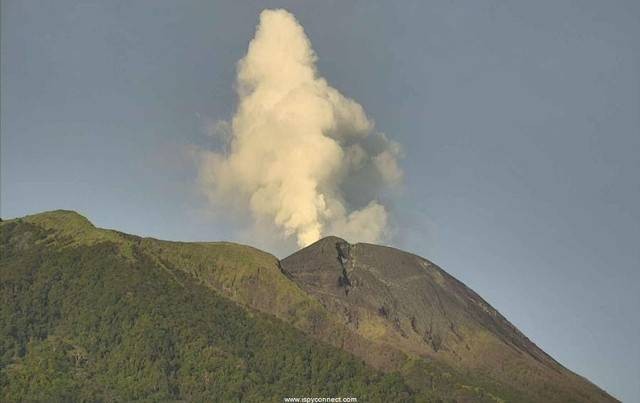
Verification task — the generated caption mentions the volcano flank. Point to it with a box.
[0,211,617,402]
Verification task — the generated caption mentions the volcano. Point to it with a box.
[0,211,617,401]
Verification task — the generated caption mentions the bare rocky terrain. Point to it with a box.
[282,236,617,402]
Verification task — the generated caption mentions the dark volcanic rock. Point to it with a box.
[281,236,617,403]
[282,236,544,358]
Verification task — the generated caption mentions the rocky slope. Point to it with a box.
[281,236,616,402]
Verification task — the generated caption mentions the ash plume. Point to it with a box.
[197,9,403,248]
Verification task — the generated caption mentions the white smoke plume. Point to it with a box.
[198,9,402,248]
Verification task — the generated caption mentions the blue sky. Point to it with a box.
[2,1,639,400]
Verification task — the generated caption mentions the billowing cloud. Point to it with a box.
[197,9,402,248]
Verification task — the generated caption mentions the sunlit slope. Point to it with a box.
[0,213,411,401]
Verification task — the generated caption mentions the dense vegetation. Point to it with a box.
[0,220,411,402]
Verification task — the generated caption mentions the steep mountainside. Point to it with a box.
[0,211,617,402]
[282,237,616,402]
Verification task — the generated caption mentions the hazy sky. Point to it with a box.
[2,1,639,400]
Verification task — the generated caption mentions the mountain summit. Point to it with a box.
[282,236,614,402]
[1,211,617,402]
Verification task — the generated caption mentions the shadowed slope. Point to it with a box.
[281,236,617,402]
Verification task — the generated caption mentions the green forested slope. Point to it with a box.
[0,218,411,402]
